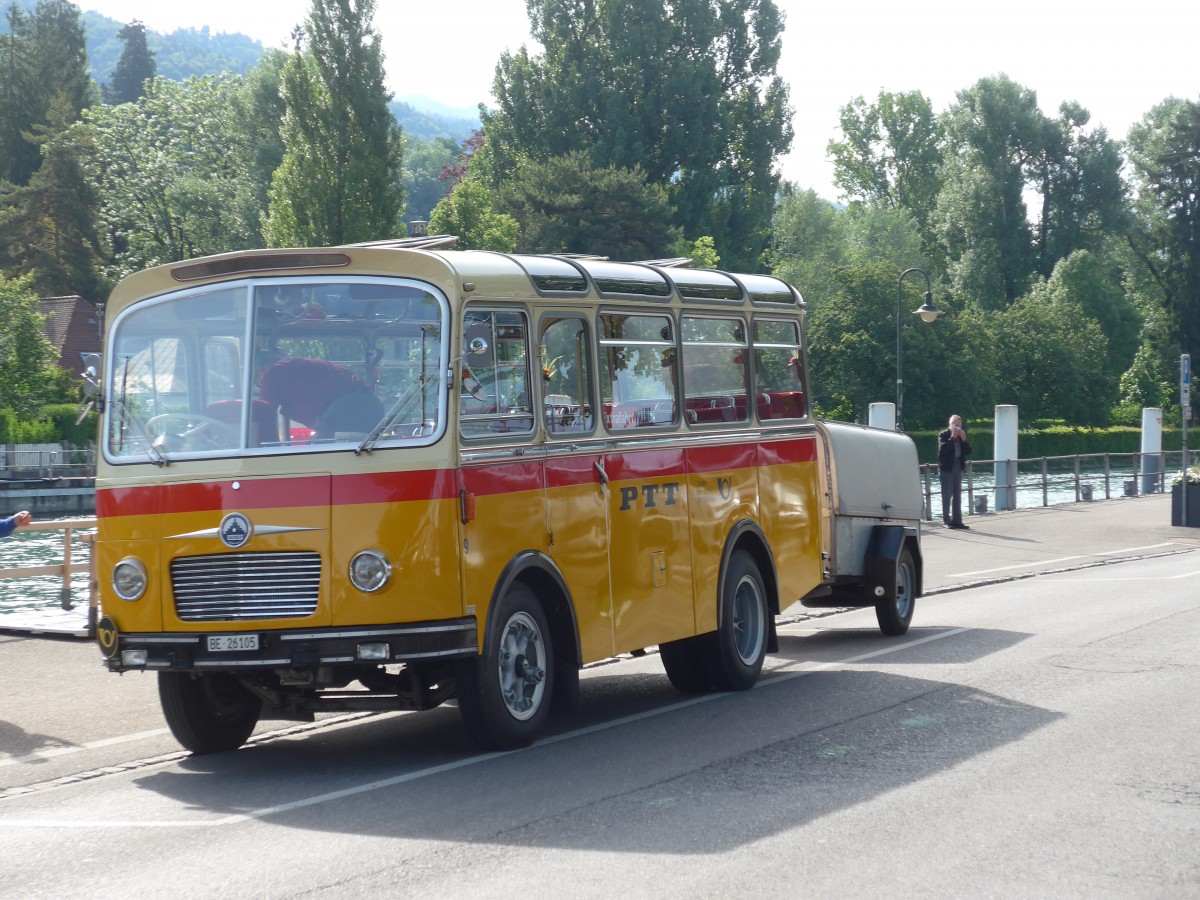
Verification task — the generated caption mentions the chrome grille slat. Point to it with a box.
[171,551,321,621]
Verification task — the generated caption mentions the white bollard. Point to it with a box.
[994,405,1019,511]
[868,402,897,430]
[1140,407,1163,494]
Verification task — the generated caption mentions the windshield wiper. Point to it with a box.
[116,356,168,467]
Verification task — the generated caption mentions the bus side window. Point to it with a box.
[753,318,807,420]
[598,313,678,430]
[459,309,534,438]
[540,316,594,434]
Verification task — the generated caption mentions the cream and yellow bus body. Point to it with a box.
[94,245,830,752]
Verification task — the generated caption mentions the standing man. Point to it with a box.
[938,415,972,529]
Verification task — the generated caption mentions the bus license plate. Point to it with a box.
[207,634,259,652]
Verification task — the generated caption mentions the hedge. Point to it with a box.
[909,425,1191,465]
[0,405,98,446]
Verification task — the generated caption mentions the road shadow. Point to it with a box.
[133,634,1061,855]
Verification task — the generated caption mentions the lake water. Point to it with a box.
[0,517,93,633]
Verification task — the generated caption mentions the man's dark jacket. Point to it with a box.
[937,428,972,471]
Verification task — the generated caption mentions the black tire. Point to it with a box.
[457,581,554,751]
[659,635,712,693]
[709,550,769,691]
[875,546,917,636]
[158,671,262,754]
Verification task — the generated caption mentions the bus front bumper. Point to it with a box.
[97,616,479,673]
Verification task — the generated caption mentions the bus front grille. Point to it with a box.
[171,552,321,621]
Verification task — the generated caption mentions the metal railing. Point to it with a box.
[919,449,1200,520]
[0,517,97,612]
[0,444,96,479]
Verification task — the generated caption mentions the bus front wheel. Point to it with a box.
[158,671,261,754]
[458,582,554,751]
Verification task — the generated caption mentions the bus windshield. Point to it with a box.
[104,277,449,462]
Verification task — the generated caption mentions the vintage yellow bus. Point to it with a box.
[92,240,923,754]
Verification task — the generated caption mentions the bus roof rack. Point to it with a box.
[340,235,460,250]
[637,257,694,268]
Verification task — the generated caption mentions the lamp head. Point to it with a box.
[913,292,943,323]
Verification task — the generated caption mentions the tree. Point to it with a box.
[990,290,1111,424]
[827,90,944,257]
[0,272,61,415]
[770,187,846,305]
[503,151,680,258]
[428,178,517,252]
[79,75,263,277]
[264,0,404,247]
[104,20,155,104]
[404,135,458,224]
[936,75,1044,309]
[1126,97,1200,364]
[0,93,105,299]
[1031,102,1126,279]
[486,0,792,270]
[0,0,91,186]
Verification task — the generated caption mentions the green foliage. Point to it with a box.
[827,90,944,258]
[104,20,155,104]
[502,152,680,258]
[78,74,264,278]
[487,0,792,271]
[403,135,457,224]
[0,92,106,299]
[674,235,719,269]
[0,273,61,416]
[1126,97,1200,364]
[264,0,404,246]
[428,178,517,251]
[0,0,92,187]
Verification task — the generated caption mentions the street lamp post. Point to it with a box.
[896,267,943,432]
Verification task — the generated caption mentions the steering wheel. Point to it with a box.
[145,413,239,451]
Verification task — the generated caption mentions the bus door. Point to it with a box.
[539,314,614,662]
[597,312,694,653]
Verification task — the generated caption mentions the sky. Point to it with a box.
[79,0,1199,200]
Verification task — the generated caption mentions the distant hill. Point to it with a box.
[3,2,478,142]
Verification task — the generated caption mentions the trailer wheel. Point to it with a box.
[158,672,261,754]
[875,546,916,636]
[458,581,553,750]
[659,636,712,693]
[710,550,768,691]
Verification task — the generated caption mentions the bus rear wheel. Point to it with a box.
[710,550,769,691]
[458,582,554,751]
[158,671,261,754]
[659,636,712,693]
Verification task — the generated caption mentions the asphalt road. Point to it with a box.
[2,493,1198,897]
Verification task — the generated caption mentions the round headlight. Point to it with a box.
[349,550,392,593]
[112,557,148,601]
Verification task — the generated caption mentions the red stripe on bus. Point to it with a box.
[685,443,758,474]
[334,470,458,505]
[459,461,543,497]
[757,436,817,466]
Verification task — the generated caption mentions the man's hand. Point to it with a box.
[13,510,32,527]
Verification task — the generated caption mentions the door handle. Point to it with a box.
[594,460,609,486]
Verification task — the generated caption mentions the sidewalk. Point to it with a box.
[919,491,1199,593]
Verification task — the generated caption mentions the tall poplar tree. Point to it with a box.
[264,0,404,247]
[104,20,156,105]
[487,0,792,270]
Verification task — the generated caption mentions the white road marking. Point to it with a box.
[0,626,971,829]
[0,729,170,769]
[948,542,1176,577]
